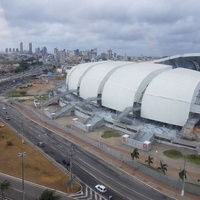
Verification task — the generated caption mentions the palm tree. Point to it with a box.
[39,189,61,200]
[0,180,11,200]
[131,148,139,160]
[179,169,187,181]
[157,161,168,174]
[145,155,153,166]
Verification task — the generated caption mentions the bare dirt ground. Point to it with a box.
[0,123,80,194]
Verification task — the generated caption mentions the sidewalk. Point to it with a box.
[9,102,200,200]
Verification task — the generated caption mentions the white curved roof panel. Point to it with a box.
[101,63,171,112]
[79,61,133,99]
[141,68,200,126]
[66,62,95,91]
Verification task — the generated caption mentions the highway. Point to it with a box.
[0,102,175,200]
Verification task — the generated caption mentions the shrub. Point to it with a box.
[163,149,183,159]
[6,141,13,146]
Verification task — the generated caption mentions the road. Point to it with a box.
[0,172,73,200]
[0,102,175,200]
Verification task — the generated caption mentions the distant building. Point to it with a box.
[42,46,47,56]
[58,50,66,64]
[107,49,112,59]
[101,52,107,60]
[90,48,97,62]
[74,49,79,56]
[35,47,40,55]
[29,42,32,54]
[20,42,23,54]
[5,48,8,53]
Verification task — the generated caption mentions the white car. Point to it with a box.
[2,107,6,110]
[5,116,10,120]
[95,184,107,193]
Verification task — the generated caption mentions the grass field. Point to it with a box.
[0,122,80,194]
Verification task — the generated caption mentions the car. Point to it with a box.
[2,107,6,110]
[5,116,10,120]
[37,142,44,147]
[63,158,70,166]
[95,184,107,193]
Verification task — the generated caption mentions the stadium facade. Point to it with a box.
[46,53,200,151]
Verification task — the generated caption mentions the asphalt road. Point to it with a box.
[0,102,175,200]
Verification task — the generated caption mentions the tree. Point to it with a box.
[157,161,168,174]
[145,155,153,166]
[131,148,139,160]
[0,180,11,200]
[38,189,61,200]
[179,170,187,181]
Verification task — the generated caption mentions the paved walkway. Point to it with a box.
[6,101,200,200]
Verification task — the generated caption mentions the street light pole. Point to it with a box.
[69,145,74,181]
[154,150,158,168]
[98,132,102,147]
[18,152,26,200]
[181,159,186,196]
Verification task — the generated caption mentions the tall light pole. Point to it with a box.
[181,159,186,196]
[98,132,102,147]
[21,121,24,144]
[69,145,74,181]
[18,152,26,200]
[154,150,158,168]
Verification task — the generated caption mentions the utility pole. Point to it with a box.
[18,152,26,200]
[181,159,186,196]
[69,145,74,181]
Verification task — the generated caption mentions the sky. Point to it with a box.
[0,0,200,57]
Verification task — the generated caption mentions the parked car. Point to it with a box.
[5,116,10,120]
[37,142,44,147]
[95,184,107,193]
[2,107,6,110]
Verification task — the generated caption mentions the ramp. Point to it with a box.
[51,104,75,119]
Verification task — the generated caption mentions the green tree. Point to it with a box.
[157,161,168,174]
[0,180,11,200]
[145,155,153,166]
[38,189,61,200]
[131,148,139,160]
[179,170,187,181]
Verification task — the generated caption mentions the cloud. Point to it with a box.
[0,0,200,56]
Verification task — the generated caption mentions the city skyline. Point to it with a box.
[0,1,200,57]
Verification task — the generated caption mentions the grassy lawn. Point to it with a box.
[0,122,80,193]
[184,155,200,165]
[163,149,200,165]
[163,149,183,159]
[9,90,27,97]
[101,130,121,138]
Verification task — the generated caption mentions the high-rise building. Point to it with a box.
[35,47,40,55]
[58,50,66,64]
[107,49,113,59]
[20,42,23,54]
[54,48,59,61]
[13,48,15,52]
[29,42,32,54]
[42,46,47,55]
[5,48,8,53]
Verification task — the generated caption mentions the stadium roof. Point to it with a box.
[67,60,200,127]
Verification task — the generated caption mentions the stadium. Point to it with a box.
[44,53,200,152]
